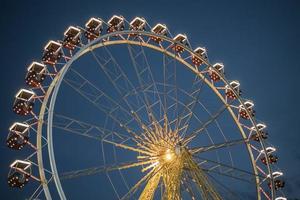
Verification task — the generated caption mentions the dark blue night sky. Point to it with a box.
[0,0,299,199]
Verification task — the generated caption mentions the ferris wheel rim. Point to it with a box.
[32,30,275,199]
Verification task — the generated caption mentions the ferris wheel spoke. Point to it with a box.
[194,156,263,182]
[139,46,165,119]
[162,53,179,127]
[103,138,153,156]
[185,156,222,200]
[51,113,130,141]
[166,94,196,133]
[181,172,198,200]
[205,172,243,200]
[149,82,196,132]
[121,166,162,200]
[90,47,162,138]
[95,46,176,148]
[202,167,254,184]
[182,103,229,145]
[59,160,150,180]
[91,46,146,114]
[63,76,128,121]
[183,172,210,200]
[127,44,165,120]
[190,138,250,154]
[63,68,146,140]
[138,172,161,200]
[64,68,133,118]
[28,183,44,200]
[176,77,206,137]
[127,44,161,128]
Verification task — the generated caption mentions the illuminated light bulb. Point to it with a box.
[164,149,173,161]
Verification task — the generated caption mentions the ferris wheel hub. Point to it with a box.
[163,149,174,162]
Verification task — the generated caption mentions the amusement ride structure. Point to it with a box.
[6,15,286,200]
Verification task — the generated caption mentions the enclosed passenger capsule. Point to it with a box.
[63,26,81,50]
[151,23,167,43]
[261,154,278,165]
[172,34,188,53]
[7,123,29,150]
[273,179,285,190]
[84,17,103,40]
[260,146,278,165]
[268,171,285,190]
[250,123,268,141]
[13,89,35,115]
[42,41,62,65]
[8,160,31,189]
[239,101,255,119]
[225,81,241,99]
[130,17,146,31]
[192,47,207,66]
[209,63,224,82]
[25,62,46,87]
[107,15,124,33]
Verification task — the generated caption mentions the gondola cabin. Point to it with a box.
[225,81,241,99]
[7,123,29,150]
[272,179,285,190]
[261,154,278,165]
[192,47,206,66]
[8,160,31,188]
[13,89,35,116]
[130,17,146,31]
[42,41,62,65]
[150,23,167,43]
[107,15,124,33]
[209,63,224,82]
[250,123,268,141]
[25,62,46,87]
[84,17,103,40]
[260,147,278,165]
[63,26,81,50]
[268,172,285,190]
[172,34,188,53]
[238,101,255,119]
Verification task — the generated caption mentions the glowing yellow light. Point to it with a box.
[164,149,173,161]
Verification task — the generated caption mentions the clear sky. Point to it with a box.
[0,0,299,199]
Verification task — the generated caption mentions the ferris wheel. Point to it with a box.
[6,15,287,200]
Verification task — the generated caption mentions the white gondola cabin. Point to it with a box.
[239,101,255,119]
[209,63,224,82]
[13,89,35,116]
[267,171,285,190]
[151,23,167,43]
[8,160,31,188]
[84,17,103,40]
[261,154,278,165]
[25,62,46,87]
[172,34,188,53]
[7,123,29,150]
[250,123,268,141]
[107,15,124,33]
[129,17,146,31]
[192,47,207,66]
[225,81,241,99]
[63,26,81,50]
[42,40,62,65]
[260,147,278,165]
